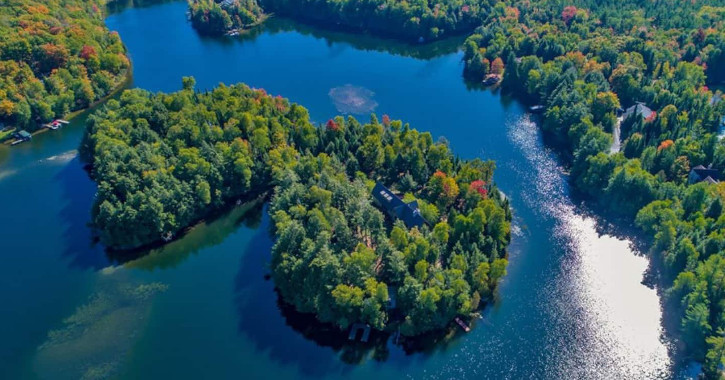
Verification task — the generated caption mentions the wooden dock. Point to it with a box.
[43,119,69,130]
[348,323,371,342]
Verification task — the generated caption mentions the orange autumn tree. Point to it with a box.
[490,57,504,75]
[658,139,674,151]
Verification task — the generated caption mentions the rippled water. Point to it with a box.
[509,117,671,378]
[0,1,683,378]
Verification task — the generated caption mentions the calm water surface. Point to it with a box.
[0,1,684,378]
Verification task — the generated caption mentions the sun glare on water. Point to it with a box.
[512,115,671,378]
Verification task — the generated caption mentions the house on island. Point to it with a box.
[10,130,32,146]
[688,165,720,185]
[371,182,427,229]
[482,74,501,86]
[622,102,654,120]
[711,93,722,106]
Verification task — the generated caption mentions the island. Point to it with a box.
[189,0,489,42]
[189,0,266,35]
[80,78,511,336]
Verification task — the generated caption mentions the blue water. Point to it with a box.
[0,1,682,378]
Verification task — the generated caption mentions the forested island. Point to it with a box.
[0,0,129,135]
[188,0,489,41]
[80,79,511,335]
[461,0,725,375]
[188,0,265,35]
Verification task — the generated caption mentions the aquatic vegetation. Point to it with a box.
[34,275,167,379]
[328,85,378,115]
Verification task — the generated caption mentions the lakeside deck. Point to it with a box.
[348,323,371,342]
[43,119,70,130]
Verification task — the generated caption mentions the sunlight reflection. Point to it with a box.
[511,115,671,378]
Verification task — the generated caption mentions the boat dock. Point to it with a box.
[10,130,32,146]
[43,119,69,130]
[348,323,371,342]
[529,105,545,113]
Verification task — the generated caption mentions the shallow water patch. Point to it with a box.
[33,270,168,380]
[328,84,378,114]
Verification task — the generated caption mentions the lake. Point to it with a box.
[0,1,685,378]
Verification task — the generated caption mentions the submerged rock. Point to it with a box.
[328,84,378,114]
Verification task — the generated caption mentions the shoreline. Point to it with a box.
[2,65,133,146]
[98,191,269,254]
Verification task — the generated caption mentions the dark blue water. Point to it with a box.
[0,1,681,378]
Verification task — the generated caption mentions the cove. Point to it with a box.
[0,0,684,378]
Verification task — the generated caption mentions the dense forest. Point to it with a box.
[461,0,725,375]
[0,0,129,133]
[80,79,512,335]
[188,0,265,35]
[259,0,491,42]
[189,0,491,41]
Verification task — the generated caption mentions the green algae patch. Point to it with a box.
[33,274,168,380]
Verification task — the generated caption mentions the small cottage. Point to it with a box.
[15,130,31,141]
[482,74,501,86]
[688,165,720,184]
[371,182,427,229]
[622,102,654,120]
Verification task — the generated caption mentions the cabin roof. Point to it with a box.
[623,102,654,120]
[711,93,722,106]
[372,182,427,229]
[704,176,719,185]
[689,165,720,184]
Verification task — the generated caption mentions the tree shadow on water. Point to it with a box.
[116,200,265,271]
[233,211,395,377]
[55,156,110,270]
[233,210,473,376]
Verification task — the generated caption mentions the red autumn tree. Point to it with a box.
[382,114,391,126]
[490,57,504,75]
[79,45,97,60]
[562,6,578,24]
[645,111,657,123]
[469,180,488,198]
[40,43,69,73]
[505,6,520,20]
[326,119,340,131]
